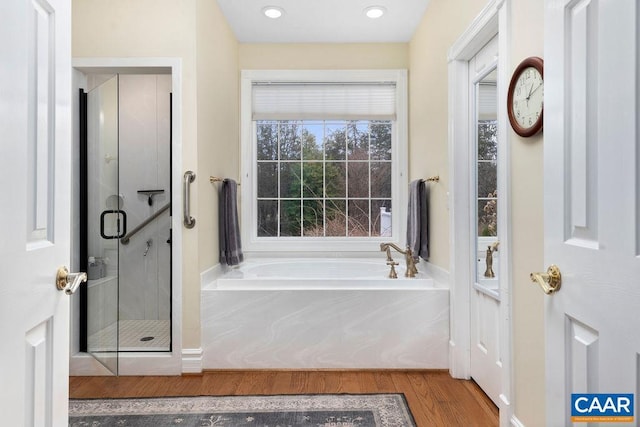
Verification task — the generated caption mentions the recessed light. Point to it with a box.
[262,6,284,19]
[364,6,386,19]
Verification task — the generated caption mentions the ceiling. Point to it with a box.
[216,0,432,43]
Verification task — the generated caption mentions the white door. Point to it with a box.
[0,0,73,425]
[469,36,502,407]
[544,0,638,425]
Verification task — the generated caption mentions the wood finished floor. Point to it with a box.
[70,370,498,426]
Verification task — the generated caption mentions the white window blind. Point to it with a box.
[478,82,497,120]
[252,82,397,121]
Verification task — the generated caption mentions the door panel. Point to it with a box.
[545,0,639,424]
[469,35,502,407]
[0,0,72,424]
[565,0,599,247]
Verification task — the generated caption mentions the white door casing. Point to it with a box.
[0,0,72,424]
[70,58,184,376]
[448,0,513,424]
[544,0,639,424]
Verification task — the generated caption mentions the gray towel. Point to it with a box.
[219,179,244,266]
[407,179,429,261]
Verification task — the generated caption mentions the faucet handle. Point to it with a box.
[386,261,399,279]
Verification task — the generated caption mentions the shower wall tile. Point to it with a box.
[117,75,172,321]
[86,76,118,261]
[201,289,449,369]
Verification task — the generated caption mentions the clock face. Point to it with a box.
[511,66,543,132]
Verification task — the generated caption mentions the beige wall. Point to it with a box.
[73,0,239,349]
[509,1,545,425]
[193,0,239,346]
[408,0,488,270]
[409,0,545,425]
[239,44,408,70]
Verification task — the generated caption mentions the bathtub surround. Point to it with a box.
[201,258,449,369]
[406,179,429,261]
[218,179,243,265]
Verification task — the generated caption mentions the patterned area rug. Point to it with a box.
[68,394,416,426]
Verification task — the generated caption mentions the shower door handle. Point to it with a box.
[183,171,196,228]
[100,210,127,239]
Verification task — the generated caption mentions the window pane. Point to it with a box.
[371,122,392,160]
[325,199,346,236]
[280,163,301,198]
[325,122,346,160]
[303,200,324,236]
[257,200,278,237]
[280,121,301,160]
[478,199,498,236]
[257,122,278,160]
[348,200,370,236]
[347,121,369,160]
[372,200,392,237]
[255,118,396,241]
[478,120,498,161]
[257,162,277,198]
[302,121,323,160]
[477,161,497,198]
[280,200,301,236]
[348,162,369,198]
[371,162,391,198]
[325,162,346,198]
[303,162,323,198]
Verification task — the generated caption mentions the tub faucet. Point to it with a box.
[484,240,499,278]
[380,243,418,278]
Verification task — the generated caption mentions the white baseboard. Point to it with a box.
[182,348,203,374]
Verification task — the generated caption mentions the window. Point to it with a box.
[256,119,392,238]
[476,82,498,238]
[241,70,407,252]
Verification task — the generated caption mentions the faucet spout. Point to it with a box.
[380,243,419,278]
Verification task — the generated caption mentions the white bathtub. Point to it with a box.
[201,258,449,369]
[216,258,434,289]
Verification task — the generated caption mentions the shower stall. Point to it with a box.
[80,73,172,374]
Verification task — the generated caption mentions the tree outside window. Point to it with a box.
[477,120,497,237]
[256,120,392,237]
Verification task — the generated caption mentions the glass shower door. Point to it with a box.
[85,75,120,374]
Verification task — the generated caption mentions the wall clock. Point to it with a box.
[507,56,544,137]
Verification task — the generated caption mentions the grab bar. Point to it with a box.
[120,202,171,245]
[183,171,196,228]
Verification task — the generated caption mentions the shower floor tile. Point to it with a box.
[88,319,170,352]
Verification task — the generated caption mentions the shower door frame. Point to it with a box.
[70,58,183,376]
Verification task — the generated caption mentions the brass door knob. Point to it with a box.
[56,266,88,295]
[530,265,561,295]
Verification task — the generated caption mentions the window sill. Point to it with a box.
[243,236,404,254]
